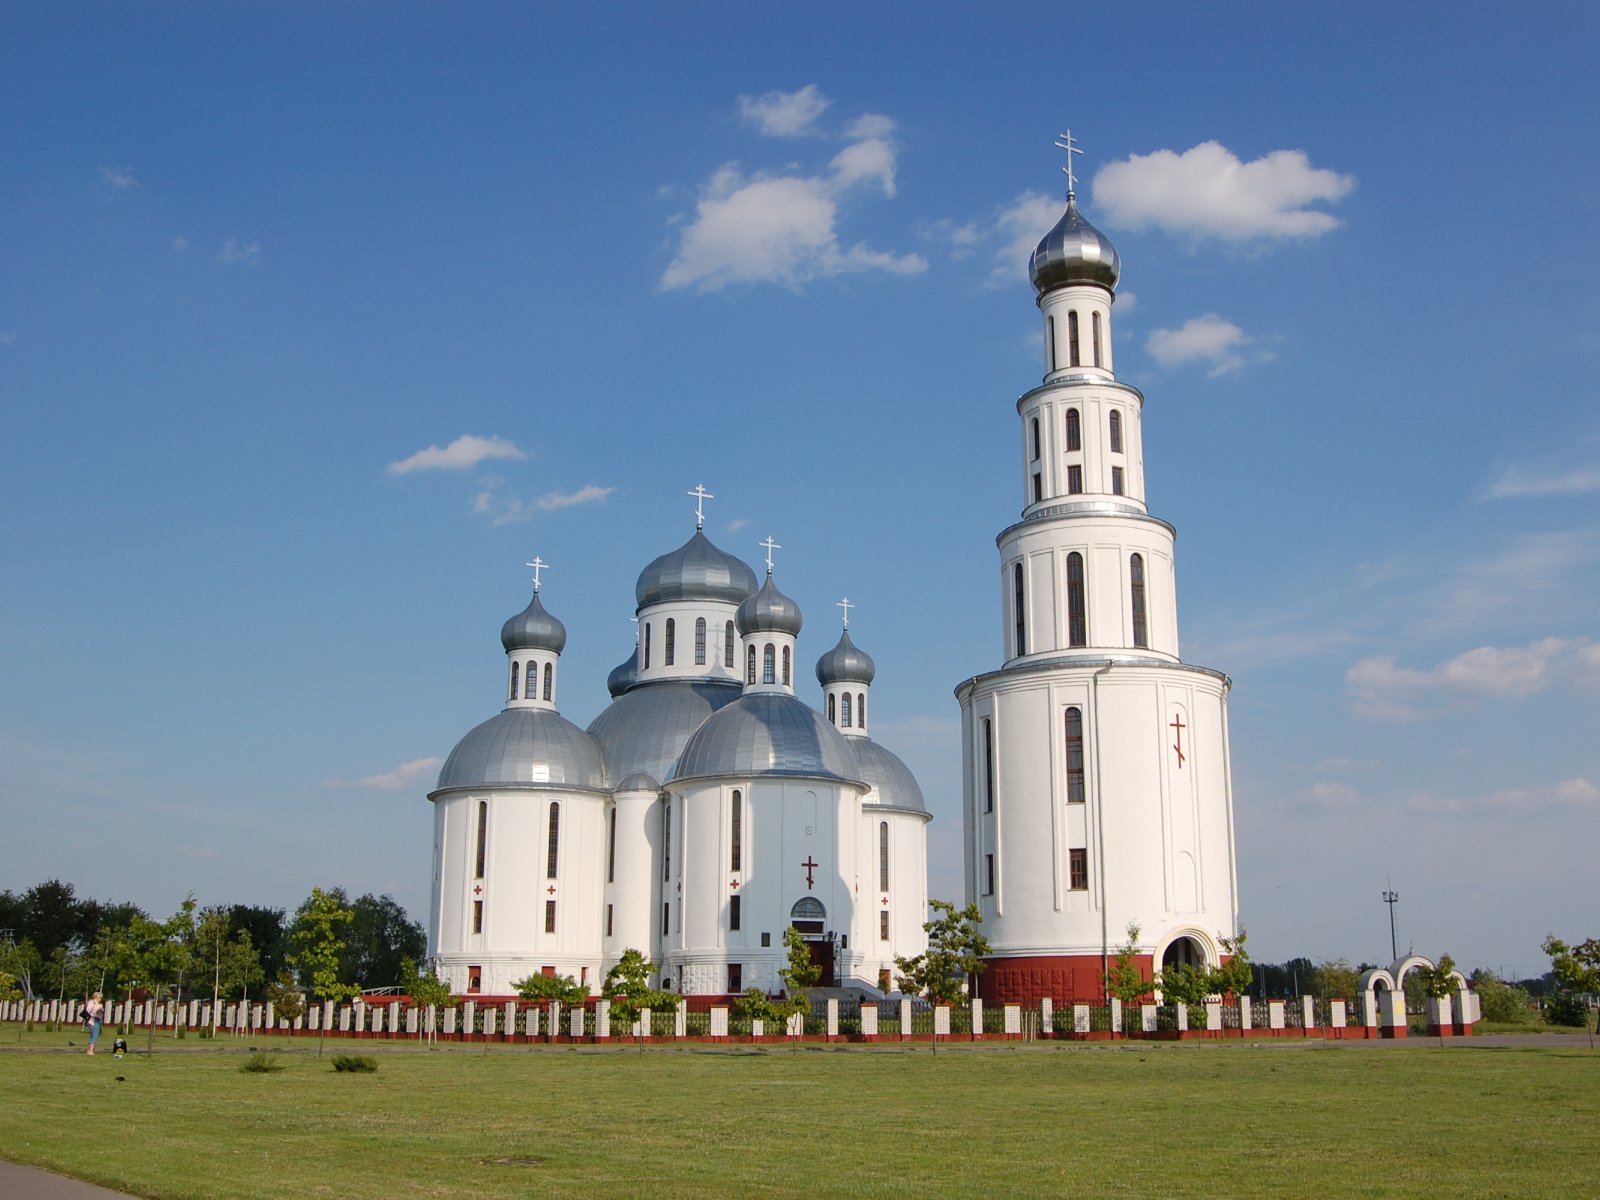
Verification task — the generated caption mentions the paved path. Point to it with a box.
[0,1161,139,1199]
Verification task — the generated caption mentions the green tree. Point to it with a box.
[513,971,590,1007]
[120,897,199,1052]
[1213,929,1253,999]
[400,957,457,1044]
[343,894,427,991]
[196,908,262,1037]
[265,971,305,1031]
[1312,958,1362,1002]
[1542,933,1600,1038]
[1155,961,1213,1015]
[895,900,991,1006]
[1470,970,1532,1025]
[601,949,674,1035]
[227,905,289,982]
[1104,922,1152,1009]
[287,886,357,1056]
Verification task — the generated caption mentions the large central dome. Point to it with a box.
[635,530,759,609]
[669,692,860,784]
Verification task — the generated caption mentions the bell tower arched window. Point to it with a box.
[730,790,742,872]
[1031,417,1041,461]
[841,692,852,728]
[1092,311,1102,367]
[1130,553,1148,649]
[1067,552,1086,647]
[1047,315,1056,371]
[746,644,756,685]
[1013,562,1026,657]
[509,661,519,702]
[525,661,537,700]
[1109,409,1122,454]
[1066,408,1081,452]
[879,821,889,891]
[664,618,675,667]
[694,618,707,665]
[474,800,488,878]
[1068,311,1080,367]
[1065,707,1085,803]
[782,645,791,686]
[543,662,552,701]
[643,624,652,669]
[857,693,865,729]
[546,802,560,879]
[762,644,776,685]
[724,621,735,667]
[827,693,836,723]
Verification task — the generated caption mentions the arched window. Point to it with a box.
[841,692,853,728]
[525,661,537,700]
[546,801,560,879]
[857,693,865,729]
[1065,707,1085,803]
[746,644,756,685]
[828,693,837,724]
[474,800,488,878]
[1066,408,1081,452]
[543,662,552,701]
[509,661,519,702]
[1109,409,1122,454]
[790,896,825,934]
[1013,562,1026,656]
[1068,311,1080,367]
[1031,417,1041,461]
[782,645,791,686]
[1092,311,1102,367]
[879,822,889,891]
[1047,315,1056,371]
[1067,552,1086,647]
[694,618,707,665]
[1131,553,1148,649]
[643,623,652,670]
[724,621,735,667]
[982,718,995,814]
[664,618,675,667]
[762,644,776,685]
[730,790,742,872]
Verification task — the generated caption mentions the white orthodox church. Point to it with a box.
[958,145,1239,1004]
[427,518,931,998]
[427,139,1240,1007]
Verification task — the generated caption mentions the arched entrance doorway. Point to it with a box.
[790,898,834,987]
[1162,936,1204,969]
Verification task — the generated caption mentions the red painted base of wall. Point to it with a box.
[978,953,1151,1006]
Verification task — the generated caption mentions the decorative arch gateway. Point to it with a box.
[1154,927,1218,970]
[1357,956,1474,1039]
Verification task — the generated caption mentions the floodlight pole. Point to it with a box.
[1382,890,1400,964]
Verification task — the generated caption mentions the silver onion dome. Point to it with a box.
[606,649,640,698]
[1029,193,1120,294]
[636,530,759,609]
[500,591,568,654]
[815,629,876,686]
[849,738,925,812]
[433,708,607,793]
[736,574,803,638]
[588,679,743,787]
[670,692,858,784]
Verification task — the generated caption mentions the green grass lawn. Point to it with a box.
[1,1030,1595,1199]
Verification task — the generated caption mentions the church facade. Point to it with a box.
[957,164,1239,1004]
[427,526,930,999]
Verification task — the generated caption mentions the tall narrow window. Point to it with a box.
[782,645,791,686]
[1068,464,1083,494]
[746,644,756,684]
[1068,311,1080,367]
[1092,312,1102,367]
[472,900,483,934]
[664,619,676,667]
[985,853,996,895]
[526,662,538,700]
[1069,848,1088,891]
[546,802,560,879]
[544,900,557,933]
[841,692,853,728]
[879,822,889,892]
[880,911,890,940]
[1033,472,1043,503]
[857,693,865,729]
[1047,315,1056,371]
[730,790,742,872]
[729,895,741,931]
[1065,707,1085,804]
[1013,562,1026,656]
[509,661,519,702]
[982,718,995,814]
[763,644,775,685]
[643,624,652,669]
[607,807,616,883]
[1031,418,1041,461]
[1066,408,1081,452]
[662,802,671,882]
[695,618,707,665]
[724,621,735,667]
[1131,554,1148,649]
[662,903,669,937]
[828,693,837,724]
[1067,552,1086,647]
[728,963,742,992]
[542,662,552,701]
[606,904,614,938]
[1112,466,1124,495]
[1109,409,1122,454]
[474,801,487,878]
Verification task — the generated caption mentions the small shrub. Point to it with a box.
[1543,992,1591,1029]
[330,1054,378,1073]
[240,1053,283,1074]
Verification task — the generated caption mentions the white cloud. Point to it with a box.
[1093,141,1354,242]
[98,165,137,190]
[1487,465,1600,499]
[1347,636,1593,721]
[830,137,897,197]
[845,113,894,140]
[332,757,444,791]
[536,485,614,511]
[1305,781,1361,809]
[1408,777,1598,816]
[738,84,832,138]
[1313,756,1380,773]
[388,434,527,475]
[217,237,261,267]
[1147,314,1267,376]
[985,190,1062,287]
[725,517,752,533]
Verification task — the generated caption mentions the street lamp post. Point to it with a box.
[1382,890,1400,964]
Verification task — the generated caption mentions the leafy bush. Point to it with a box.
[1543,992,1591,1029]
[330,1054,378,1073]
[240,1053,283,1073]
[1474,977,1533,1024]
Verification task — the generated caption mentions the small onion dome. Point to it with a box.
[1029,193,1120,295]
[736,574,803,638]
[501,591,567,654]
[614,772,662,794]
[815,629,876,686]
[606,650,640,698]
[636,530,759,609]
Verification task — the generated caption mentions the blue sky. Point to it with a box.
[3,3,1596,980]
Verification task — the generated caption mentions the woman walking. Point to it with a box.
[84,992,105,1055]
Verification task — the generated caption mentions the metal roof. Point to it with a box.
[433,707,606,794]
[586,678,743,787]
[500,591,568,654]
[635,530,759,609]
[669,692,860,785]
[815,629,876,685]
[849,737,926,812]
[1029,194,1120,294]
[736,573,803,637]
